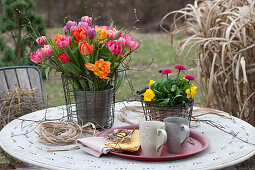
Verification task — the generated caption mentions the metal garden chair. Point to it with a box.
[0,66,44,102]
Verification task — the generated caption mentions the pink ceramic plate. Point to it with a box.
[98,124,210,161]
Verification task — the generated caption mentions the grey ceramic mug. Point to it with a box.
[163,117,190,154]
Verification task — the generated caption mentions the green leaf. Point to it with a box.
[113,28,124,40]
[159,98,170,105]
[84,56,90,63]
[115,65,125,92]
[171,84,177,92]
[110,21,114,28]
[176,89,182,95]
[64,48,83,70]
[173,95,183,101]
[45,67,50,80]
[95,29,102,40]
[62,62,83,76]
[153,89,163,98]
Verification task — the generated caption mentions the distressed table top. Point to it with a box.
[0,101,255,170]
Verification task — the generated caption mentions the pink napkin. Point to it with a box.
[76,137,113,157]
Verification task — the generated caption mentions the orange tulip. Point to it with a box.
[85,59,111,79]
[79,41,93,55]
[72,27,87,42]
[53,34,63,45]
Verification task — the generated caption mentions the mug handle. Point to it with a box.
[156,129,167,152]
[180,124,190,144]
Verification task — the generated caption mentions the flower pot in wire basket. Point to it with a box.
[62,75,115,129]
[141,101,193,123]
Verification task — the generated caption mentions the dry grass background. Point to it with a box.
[162,0,255,127]
[161,0,255,169]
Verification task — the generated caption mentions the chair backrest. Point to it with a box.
[0,66,44,101]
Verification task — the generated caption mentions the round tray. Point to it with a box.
[98,124,210,161]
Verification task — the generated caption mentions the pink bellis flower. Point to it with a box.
[106,41,122,55]
[159,68,172,74]
[159,68,172,79]
[175,64,186,78]
[174,64,186,70]
[81,16,92,25]
[185,74,195,81]
[36,36,47,46]
[42,45,53,56]
[57,35,72,49]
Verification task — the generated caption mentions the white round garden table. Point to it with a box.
[0,101,255,170]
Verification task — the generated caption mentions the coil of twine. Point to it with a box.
[38,122,83,146]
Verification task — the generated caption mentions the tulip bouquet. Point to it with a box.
[30,16,139,91]
[143,64,197,106]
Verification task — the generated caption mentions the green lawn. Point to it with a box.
[43,33,197,106]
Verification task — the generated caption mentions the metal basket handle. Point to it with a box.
[136,86,149,95]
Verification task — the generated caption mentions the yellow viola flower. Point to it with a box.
[149,80,155,88]
[186,84,197,99]
[191,84,197,98]
[183,77,186,79]
[185,88,192,99]
[144,88,155,101]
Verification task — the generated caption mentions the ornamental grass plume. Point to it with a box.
[161,0,255,125]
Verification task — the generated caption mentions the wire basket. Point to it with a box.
[62,75,115,129]
[141,99,193,124]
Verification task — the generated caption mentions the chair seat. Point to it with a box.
[0,66,44,102]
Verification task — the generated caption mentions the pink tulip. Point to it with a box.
[81,16,92,25]
[118,37,126,46]
[35,48,45,60]
[57,35,72,49]
[42,45,53,56]
[30,53,41,63]
[36,36,47,46]
[108,28,123,40]
[106,41,122,55]
[125,36,139,51]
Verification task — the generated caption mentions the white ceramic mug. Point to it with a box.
[163,117,190,154]
[139,121,167,157]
